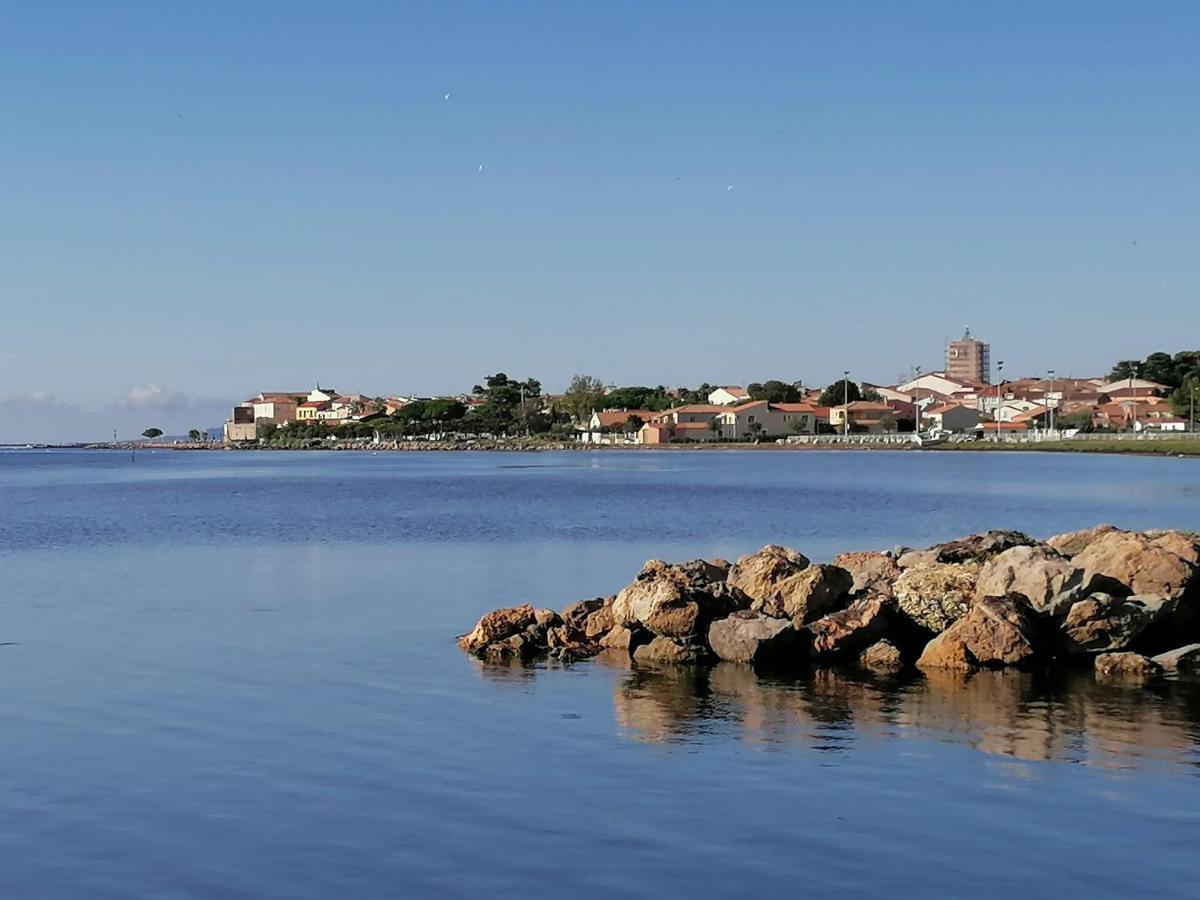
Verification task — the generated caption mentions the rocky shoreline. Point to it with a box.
[458,525,1200,684]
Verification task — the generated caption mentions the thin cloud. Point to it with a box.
[119,385,190,411]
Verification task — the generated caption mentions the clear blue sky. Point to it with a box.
[1,1,1196,440]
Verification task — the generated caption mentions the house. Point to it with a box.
[995,399,1045,422]
[895,372,974,397]
[638,421,714,444]
[868,385,913,404]
[710,400,811,439]
[1097,377,1168,399]
[579,409,656,443]
[249,392,305,425]
[922,402,981,433]
[708,386,751,406]
[651,404,727,426]
[222,404,257,442]
[829,401,898,434]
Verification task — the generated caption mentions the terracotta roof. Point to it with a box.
[656,404,727,415]
[592,410,655,428]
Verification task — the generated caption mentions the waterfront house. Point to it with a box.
[707,386,751,406]
[922,402,981,433]
[579,409,656,444]
[829,401,898,434]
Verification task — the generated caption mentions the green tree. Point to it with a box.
[818,380,862,407]
[1108,360,1141,381]
[747,380,804,403]
[708,418,722,440]
[624,414,645,433]
[1170,374,1200,424]
[860,385,883,402]
[142,427,163,440]
[563,374,607,423]
[187,429,203,442]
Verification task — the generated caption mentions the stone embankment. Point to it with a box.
[458,526,1200,684]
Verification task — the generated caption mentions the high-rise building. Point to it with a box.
[946,328,991,384]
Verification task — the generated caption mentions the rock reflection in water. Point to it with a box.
[599,657,1200,769]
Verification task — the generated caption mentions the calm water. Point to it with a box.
[2,449,1199,899]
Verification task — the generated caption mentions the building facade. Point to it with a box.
[945,328,991,385]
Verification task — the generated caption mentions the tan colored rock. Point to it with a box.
[728,545,811,608]
[1152,643,1200,673]
[708,611,803,665]
[1074,530,1197,599]
[632,636,707,666]
[1095,652,1162,681]
[807,594,890,657]
[611,559,746,639]
[561,597,606,628]
[1061,593,1177,654]
[600,624,637,650]
[923,530,1038,564]
[894,563,980,633]
[533,608,561,629]
[782,565,854,625]
[858,639,903,673]
[1148,530,1200,567]
[897,548,939,569]
[458,604,536,654]
[1046,523,1121,558]
[974,545,1083,615]
[917,597,1039,671]
[833,551,901,598]
[582,602,615,639]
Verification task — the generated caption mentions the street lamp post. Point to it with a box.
[842,370,850,438]
[914,365,922,436]
[995,360,1005,441]
[1048,369,1056,436]
[1191,383,1196,434]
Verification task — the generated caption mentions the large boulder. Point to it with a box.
[612,559,747,639]
[832,551,901,599]
[1073,530,1198,599]
[632,636,708,666]
[458,604,537,655]
[807,594,891,657]
[747,563,853,625]
[894,563,980,633]
[858,639,904,673]
[1152,644,1200,673]
[974,545,1084,616]
[904,530,1038,567]
[728,544,810,606]
[917,596,1039,672]
[1061,593,1178,654]
[1046,524,1121,558]
[561,597,606,629]
[707,611,804,666]
[1095,652,1162,682]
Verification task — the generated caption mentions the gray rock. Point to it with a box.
[1151,643,1200,673]
[707,611,803,665]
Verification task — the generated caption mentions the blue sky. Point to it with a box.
[1,1,1196,440]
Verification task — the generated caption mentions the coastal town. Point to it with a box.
[213,334,1200,448]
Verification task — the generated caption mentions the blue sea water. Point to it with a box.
[1,448,1198,898]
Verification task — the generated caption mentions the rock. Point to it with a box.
[897,548,939,569]
[612,559,747,639]
[924,530,1039,565]
[1147,530,1200,568]
[481,632,539,660]
[744,562,853,624]
[582,601,615,638]
[894,563,980,633]
[708,611,804,665]
[533,608,562,629]
[807,594,890,657]
[1046,524,1121,558]
[858,639,904,673]
[1061,593,1178,654]
[974,545,1084,616]
[917,596,1039,672]
[600,624,639,651]
[1151,643,1200,673]
[832,551,901,599]
[632,636,707,666]
[458,604,537,654]
[728,544,810,607]
[1074,530,1197,599]
[546,624,601,661]
[1095,652,1162,681]
[560,597,605,628]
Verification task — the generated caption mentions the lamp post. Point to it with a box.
[1129,363,1139,433]
[1191,383,1196,434]
[1047,369,1056,436]
[995,360,1005,441]
[913,365,922,436]
[842,370,850,437]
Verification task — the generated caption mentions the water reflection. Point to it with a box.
[572,658,1200,770]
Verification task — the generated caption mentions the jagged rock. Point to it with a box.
[561,597,606,629]
[974,545,1084,615]
[1046,524,1121,558]
[458,604,537,654]
[1095,652,1162,681]
[746,563,853,624]
[1061,593,1178,654]
[632,636,708,666]
[832,551,902,599]
[858,639,903,673]
[533,608,562,629]
[546,624,601,661]
[600,624,645,651]
[1074,530,1197,599]
[897,548,939,569]
[894,563,980,633]
[728,545,810,607]
[917,596,1039,672]
[612,559,747,639]
[1152,644,1200,672]
[1146,530,1200,568]
[808,594,890,657]
[707,611,804,665]
[909,530,1038,566]
[582,600,616,638]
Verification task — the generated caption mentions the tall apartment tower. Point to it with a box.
[945,328,991,384]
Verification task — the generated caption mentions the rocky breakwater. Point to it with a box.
[458,526,1200,686]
